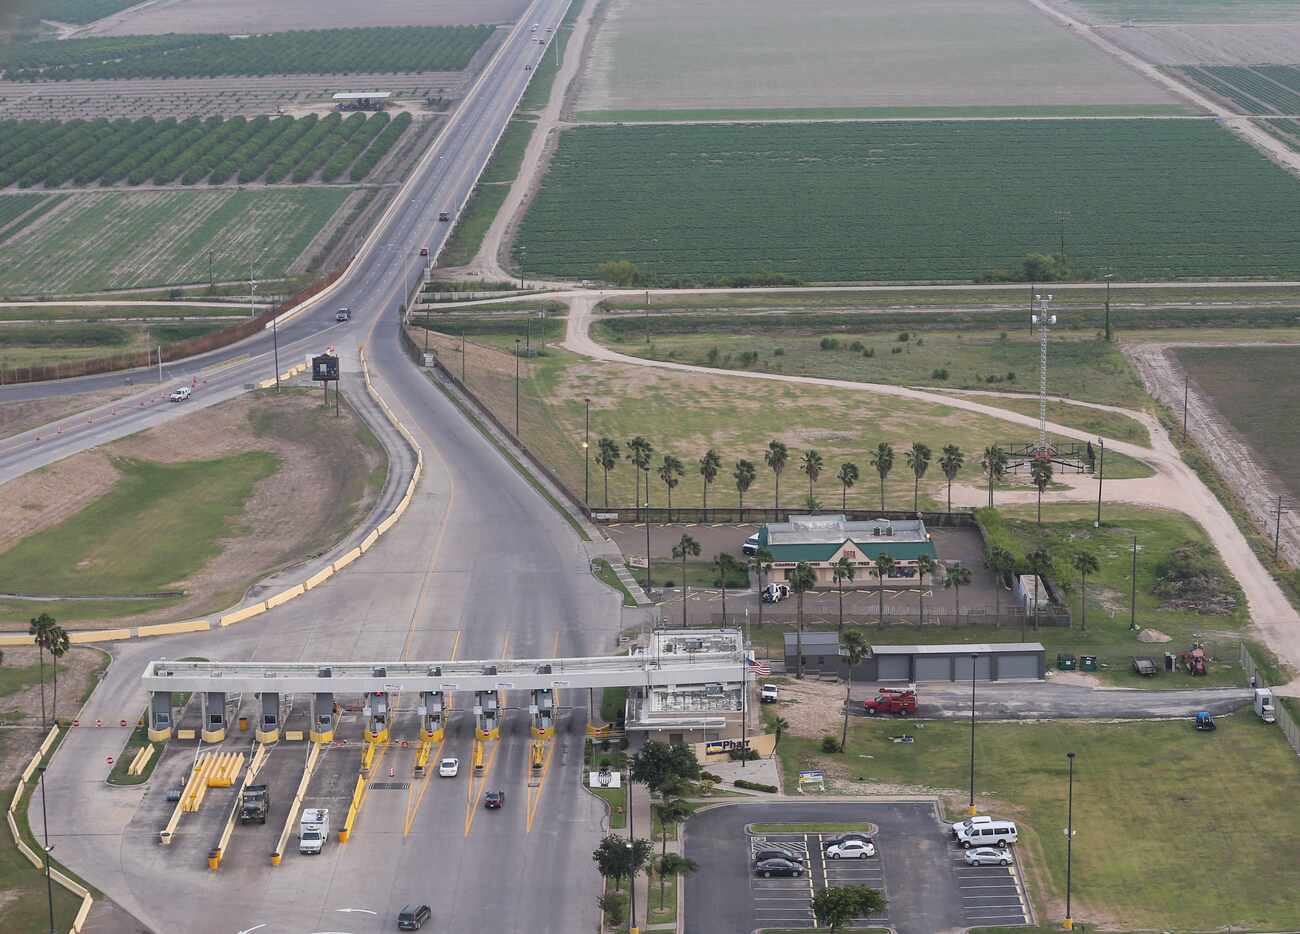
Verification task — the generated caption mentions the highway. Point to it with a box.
[24,1,624,932]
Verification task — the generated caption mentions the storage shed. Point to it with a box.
[783,636,1045,682]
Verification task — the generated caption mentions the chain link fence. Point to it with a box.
[1240,643,1300,757]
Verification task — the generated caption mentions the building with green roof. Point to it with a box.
[757,514,937,585]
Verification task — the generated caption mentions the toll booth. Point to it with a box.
[364,691,389,744]
[419,689,444,742]
[148,691,173,742]
[201,691,227,744]
[474,690,499,741]
[310,690,335,744]
[530,688,554,739]
[256,692,280,743]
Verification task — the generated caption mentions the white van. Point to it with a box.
[953,817,1018,849]
[168,386,191,403]
[742,533,760,556]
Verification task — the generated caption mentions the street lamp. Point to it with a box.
[626,771,638,934]
[583,398,591,505]
[1064,751,1077,930]
[968,654,978,816]
[1129,536,1140,631]
[38,764,54,934]
[1094,437,1104,528]
[1103,270,1113,342]
[514,338,521,437]
[644,502,652,593]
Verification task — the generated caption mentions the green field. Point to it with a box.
[20,0,138,24]
[591,558,637,607]
[0,304,251,322]
[1177,345,1300,505]
[0,188,350,295]
[0,25,495,81]
[1075,0,1300,22]
[1173,66,1300,116]
[773,716,1300,931]
[578,105,1193,122]
[438,118,537,267]
[516,121,1300,282]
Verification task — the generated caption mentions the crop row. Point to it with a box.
[0,113,411,189]
[22,0,140,26]
[515,121,1300,282]
[0,25,495,81]
[1172,66,1300,115]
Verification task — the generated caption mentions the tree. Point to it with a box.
[832,555,855,632]
[629,741,701,794]
[714,552,740,624]
[659,454,684,518]
[593,833,652,892]
[870,442,894,511]
[1072,550,1100,632]
[836,461,860,512]
[628,436,652,515]
[765,440,788,512]
[733,459,756,517]
[981,445,1007,508]
[698,448,721,516]
[651,798,695,860]
[811,885,888,933]
[1030,455,1053,524]
[1024,548,1053,634]
[46,622,70,723]
[672,534,701,628]
[872,552,895,621]
[598,259,644,286]
[789,561,817,679]
[800,449,824,503]
[772,716,790,757]
[915,553,936,624]
[595,437,621,508]
[840,629,869,751]
[905,442,931,513]
[655,853,698,912]
[987,545,1016,625]
[751,546,774,627]
[29,613,59,730]
[943,562,972,621]
[939,444,964,513]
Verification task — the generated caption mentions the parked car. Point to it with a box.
[1132,656,1158,677]
[761,583,789,604]
[438,757,459,778]
[954,818,1018,849]
[484,789,505,809]
[826,839,876,859]
[822,832,873,850]
[964,847,1013,867]
[753,847,804,865]
[754,857,804,878]
[397,904,431,930]
[168,386,191,403]
[759,684,779,703]
[742,533,760,556]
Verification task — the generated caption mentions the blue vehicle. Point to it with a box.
[1194,711,1216,731]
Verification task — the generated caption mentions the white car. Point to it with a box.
[965,847,1013,867]
[438,757,459,778]
[759,684,778,703]
[826,839,876,859]
[168,386,191,402]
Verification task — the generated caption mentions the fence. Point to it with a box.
[588,505,977,526]
[710,608,1072,629]
[1239,644,1300,757]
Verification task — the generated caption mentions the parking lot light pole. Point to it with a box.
[1094,437,1104,528]
[1129,536,1138,631]
[583,398,591,505]
[1064,751,1077,930]
[644,504,651,593]
[38,764,54,934]
[968,653,977,816]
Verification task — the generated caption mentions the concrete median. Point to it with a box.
[69,628,131,643]
[137,619,211,638]
[333,547,362,572]
[359,529,380,553]
[219,602,267,627]
[304,567,334,590]
[266,584,305,609]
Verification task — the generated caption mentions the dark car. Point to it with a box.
[485,789,505,809]
[822,832,873,850]
[397,904,431,930]
[754,857,804,878]
[753,847,804,865]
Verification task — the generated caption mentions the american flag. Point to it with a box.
[747,658,771,676]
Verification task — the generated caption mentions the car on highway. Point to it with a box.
[419,247,429,257]
[438,211,450,222]
[752,847,804,865]
[438,757,459,778]
[826,839,876,859]
[168,386,191,402]
[397,904,431,930]
[754,857,804,878]
[335,307,351,322]
[484,789,505,809]
[964,847,1014,867]
[822,831,873,850]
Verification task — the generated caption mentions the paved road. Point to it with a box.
[893,681,1254,720]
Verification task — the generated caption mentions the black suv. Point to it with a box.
[397,904,431,930]
[753,847,804,865]
[754,857,804,878]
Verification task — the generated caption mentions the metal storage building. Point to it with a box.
[783,636,1044,682]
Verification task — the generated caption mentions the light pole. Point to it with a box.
[583,397,591,505]
[514,338,521,437]
[1064,751,1077,930]
[968,653,978,816]
[626,773,638,934]
[1103,270,1113,342]
[1129,536,1139,631]
[38,764,54,934]
[1182,370,1189,443]
[644,503,652,593]
[1094,437,1104,528]
[272,313,280,393]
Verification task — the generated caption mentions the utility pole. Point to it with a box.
[461,327,466,383]
[1031,293,1055,456]
[1103,270,1113,342]
[1129,536,1139,631]
[583,397,591,505]
[157,345,163,383]
[38,764,54,934]
[1094,437,1104,528]
[208,249,214,289]
[968,654,978,817]
[272,314,280,393]
[1064,751,1077,930]
[514,338,521,436]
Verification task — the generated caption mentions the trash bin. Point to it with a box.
[1080,655,1098,672]
[238,716,249,732]
[1056,653,1077,671]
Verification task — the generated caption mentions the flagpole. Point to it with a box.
[741,647,747,769]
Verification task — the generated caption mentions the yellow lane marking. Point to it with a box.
[463,740,500,837]
[403,737,444,836]
[350,742,388,834]
[449,629,462,661]
[499,633,511,658]
[549,631,561,658]
[525,740,556,834]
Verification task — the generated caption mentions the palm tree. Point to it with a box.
[915,553,936,625]
[943,562,972,622]
[1030,455,1053,524]
[832,555,855,632]
[595,437,621,508]
[655,853,698,912]
[751,546,774,628]
[939,444,964,513]
[1072,550,1100,631]
[905,442,932,513]
[800,449,824,504]
[1024,548,1053,635]
[672,534,701,628]
[870,442,894,511]
[28,613,58,730]
[836,462,860,512]
[733,459,756,519]
[659,454,684,519]
[789,561,817,679]
[981,445,1007,508]
[772,715,790,757]
[872,553,895,621]
[765,440,788,514]
[651,798,695,860]
[840,629,869,752]
[628,436,652,516]
[698,448,722,517]
[46,623,70,724]
[987,545,1016,626]
[714,553,739,624]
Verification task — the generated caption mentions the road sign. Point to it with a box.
[589,770,621,788]
[496,681,515,689]
[627,555,647,569]
[383,683,403,694]
[439,684,458,692]
[594,512,619,520]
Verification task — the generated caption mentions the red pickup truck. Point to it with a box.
[863,689,916,716]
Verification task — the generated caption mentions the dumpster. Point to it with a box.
[1080,655,1098,672]
[1056,653,1077,671]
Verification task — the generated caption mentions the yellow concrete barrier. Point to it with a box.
[127,743,154,776]
[0,634,35,646]
[359,529,379,553]
[177,729,197,740]
[333,547,361,573]
[219,602,267,627]
[284,730,304,742]
[375,513,398,537]
[137,619,210,638]
[304,567,333,591]
[68,629,131,643]
[266,584,305,609]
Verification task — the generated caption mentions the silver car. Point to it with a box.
[964,846,1013,866]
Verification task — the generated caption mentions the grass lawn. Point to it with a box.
[774,716,1300,932]
[591,558,637,607]
[660,559,750,591]
[599,687,628,726]
[579,105,1189,122]
[106,722,160,786]
[0,305,247,322]
[588,785,627,830]
[645,870,678,925]
[0,452,277,598]
[949,395,1150,448]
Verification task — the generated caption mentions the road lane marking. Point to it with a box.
[402,736,444,836]
[462,739,500,837]
[524,737,555,833]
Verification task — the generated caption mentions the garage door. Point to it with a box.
[997,654,1040,680]
[877,655,911,681]
[914,656,952,682]
[953,655,993,681]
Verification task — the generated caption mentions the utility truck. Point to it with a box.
[239,784,269,824]
[863,688,916,716]
[299,808,329,854]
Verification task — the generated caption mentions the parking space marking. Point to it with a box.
[948,841,1030,927]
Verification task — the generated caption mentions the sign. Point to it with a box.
[312,353,340,382]
[383,683,403,694]
[704,738,751,756]
[627,555,648,569]
[593,512,619,520]
[496,681,515,690]
[589,770,621,788]
[798,769,826,792]
[439,684,457,692]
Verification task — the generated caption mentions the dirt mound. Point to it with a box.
[1137,628,1171,643]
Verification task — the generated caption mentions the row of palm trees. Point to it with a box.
[594,437,1053,515]
[28,612,70,731]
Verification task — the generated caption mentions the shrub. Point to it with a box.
[1006,371,1016,382]
[848,340,864,351]
[706,347,720,364]
[820,735,841,753]
[773,347,784,356]
[735,779,777,793]
[890,346,903,355]
[727,748,759,762]
[737,350,759,366]
[897,331,910,342]
[819,336,840,350]
[862,347,875,358]
[598,892,627,925]
[931,367,949,380]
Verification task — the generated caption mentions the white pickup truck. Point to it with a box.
[299,808,329,855]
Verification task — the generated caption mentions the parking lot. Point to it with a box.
[684,801,1031,933]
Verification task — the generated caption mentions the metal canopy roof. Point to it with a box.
[332,91,392,100]
[871,643,1046,656]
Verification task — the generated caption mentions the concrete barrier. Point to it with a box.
[359,529,380,553]
[68,629,131,643]
[375,513,399,537]
[304,567,333,591]
[137,619,210,638]
[266,584,305,609]
[219,602,267,627]
[0,634,35,646]
[333,547,362,573]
